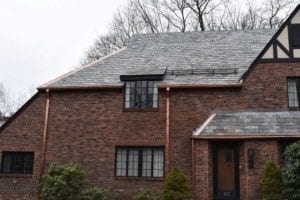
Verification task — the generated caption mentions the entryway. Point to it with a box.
[213,142,240,200]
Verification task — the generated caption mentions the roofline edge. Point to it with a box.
[192,135,300,140]
[38,47,127,89]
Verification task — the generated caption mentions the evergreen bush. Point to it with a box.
[80,187,108,200]
[260,160,283,200]
[282,141,300,200]
[133,188,161,200]
[42,163,85,200]
[162,167,193,200]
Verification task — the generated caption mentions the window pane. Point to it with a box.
[24,154,34,174]
[2,155,11,173]
[1,152,34,174]
[124,81,158,109]
[288,79,299,107]
[128,149,139,176]
[142,148,152,177]
[125,82,130,108]
[115,147,164,177]
[153,149,164,177]
[136,81,142,87]
[116,148,127,176]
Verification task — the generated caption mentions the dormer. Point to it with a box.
[120,69,165,109]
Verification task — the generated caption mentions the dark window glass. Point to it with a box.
[288,78,300,108]
[1,152,34,174]
[115,147,164,177]
[291,25,300,48]
[125,81,158,109]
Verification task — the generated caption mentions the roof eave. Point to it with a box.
[159,80,243,89]
[192,135,300,140]
[38,85,123,91]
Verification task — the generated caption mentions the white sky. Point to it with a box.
[0,0,296,104]
[0,0,126,100]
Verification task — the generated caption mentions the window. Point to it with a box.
[115,147,164,177]
[291,24,300,48]
[1,152,34,174]
[288,78,300,108]
[124,81,158,109]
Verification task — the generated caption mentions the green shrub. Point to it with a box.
[42,163,85,200]
[282,141,300,200]
[261,160,283,200]
[162,167,193,200]
[133,188,161,200]
[80,187,107,200]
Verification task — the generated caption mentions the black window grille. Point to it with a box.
[1,152,34,174]
[124,81,158,109]
[115,147,164,177]
[288,78,300,108]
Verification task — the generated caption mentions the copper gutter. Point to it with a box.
[159,80,243,89]
[192,135,300,140]
[38,89,50,197]
[166,87,170,173]
[38,85,123,91]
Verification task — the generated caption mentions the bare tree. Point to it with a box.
[0,84,36,117]
[0,84,13,117]
[81,0,297,64]
[186,0,230,31]
[262,0,296,29]
[159,0,192,32]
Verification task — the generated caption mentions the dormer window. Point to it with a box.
[288,78,300,108]
[124,80,158,109]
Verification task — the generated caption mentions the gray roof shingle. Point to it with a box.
[194,111,300,136]
[43,29,276,88]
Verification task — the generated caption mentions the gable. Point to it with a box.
[260,5,300,61]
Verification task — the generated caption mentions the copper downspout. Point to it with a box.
[38,89,50,198]
[166,87,170,172]
[192,138,195,193]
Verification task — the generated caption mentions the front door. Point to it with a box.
[213,143,239,200]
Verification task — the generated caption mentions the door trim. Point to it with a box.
[212,142,240,200]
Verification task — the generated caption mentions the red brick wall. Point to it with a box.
[45,90,167,199]
[0,93,46,200]
[0,62,299,199]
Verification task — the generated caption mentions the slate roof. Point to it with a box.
[41,29,276,88]
[193,111,300,137]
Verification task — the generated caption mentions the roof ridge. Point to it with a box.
[131,28,275,38]
[39,47,127,89]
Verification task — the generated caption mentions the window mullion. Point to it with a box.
[126,149,129,177]
[138,148,143,177]
[146,81,149,108]
[151,148,154,177]
[134,81,137,108]
[297,79,300,106]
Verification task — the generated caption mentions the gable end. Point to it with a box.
[242,4,300,80]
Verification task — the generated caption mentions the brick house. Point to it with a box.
[1,4,300,200]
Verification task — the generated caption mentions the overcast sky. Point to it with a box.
[0,0,126,100]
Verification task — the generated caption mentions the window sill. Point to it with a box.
[123,108,159,112]
[114,176,164,181]
[0,174,33,178]
[288,107,300,111]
